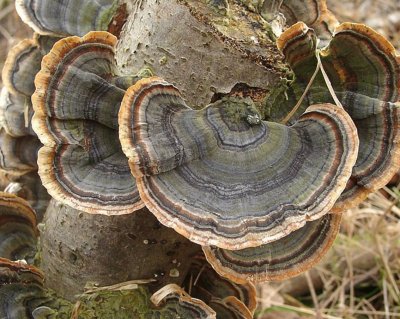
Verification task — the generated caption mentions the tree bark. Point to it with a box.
[39,200,201,301]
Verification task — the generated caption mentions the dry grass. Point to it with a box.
[328,0,400,51]
[257,186,400,319]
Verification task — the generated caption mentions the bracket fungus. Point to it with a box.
[0,193,38,262]
[203,212,341,283]
[32,31,143,215]
[16,0,123,37]
[151,283,216,318]
[0,258,46,318]
[0,128,41,177]
[119,76,359,249]
[2,37,43,97]
[278,22,400,211]
[185,256,257,315]
[0,87,35,138]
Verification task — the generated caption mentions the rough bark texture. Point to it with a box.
[39,200,201,301]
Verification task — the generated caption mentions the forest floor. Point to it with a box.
[0,0,399,318]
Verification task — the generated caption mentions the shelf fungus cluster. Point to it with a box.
[30,22,399,287]
[277,22,400,212]
[32,31,143,215]
[0,33,53,218]
[1,0,400,316]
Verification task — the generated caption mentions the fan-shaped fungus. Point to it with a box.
[278,22,400,211]
[0,128,41,177]
[0,88,35,137]
[0,193,37,262]
[261,0,338,40]
[119,76,358,249]
[0,258,45,318]
[2,38,42,97]
[33,32,143,215]
[185,255,257,315]
[209,296,253,319]
[203,212,341,283]
[16,0,122,37]
[151,283,216,318]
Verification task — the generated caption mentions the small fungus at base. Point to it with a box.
[119,76,359,250]
[184,255,257,315]
[32,31,143,215]
[151,283,217,318]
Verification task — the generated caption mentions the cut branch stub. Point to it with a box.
[184,255,257,315]
[119,77,358,250]
[0,193,38,262]
[32,31,142,215]
[16,0,122,37]
[278,22,400,211]
[151,284,216,318]
[203,212,341,283]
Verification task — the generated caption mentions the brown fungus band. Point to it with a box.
[16,0,122,37]
[0,193,38,262]
[203,212,341,283]
[119,77,358,250]
[278,22,400,211]
[32,31,142,215]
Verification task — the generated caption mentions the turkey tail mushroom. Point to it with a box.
[119,77,359,250]
[16,0,125,37]
[151,284,216,318]
[203,212,341,283]
[0,193,38,262]
[278,22,400,211]
[32,31,143,215]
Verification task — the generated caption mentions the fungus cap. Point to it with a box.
[0,88,35,137]
[0,193,38,262]
[261,0,338,41]
[0,129,41,177]
[16,0,121,37]
[32,31,142,215]
[119,77,358,249]
[185,255,257,314]
[278,22,400,211]
[151,284,216,318]
[208,296,253,319]
[203,212,341,283]
[0,258,46,319]
[2,38,42,97]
